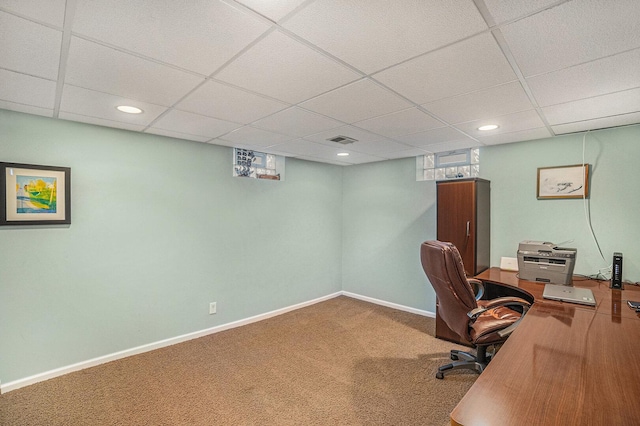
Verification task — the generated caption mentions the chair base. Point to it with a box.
[435,347,493,379]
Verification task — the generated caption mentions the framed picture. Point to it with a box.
[537,164,589,199]
[1,162,71,226]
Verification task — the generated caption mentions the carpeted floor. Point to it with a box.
[0,296,477,425]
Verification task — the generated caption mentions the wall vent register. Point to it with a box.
[327,135,358,145]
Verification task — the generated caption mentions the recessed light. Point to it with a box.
[478,124,498,131]
[116,105,143,114]
[337,152,350,157]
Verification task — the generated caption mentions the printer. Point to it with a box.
[517,241,577,285]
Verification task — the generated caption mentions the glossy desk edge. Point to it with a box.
[450,267,640,426]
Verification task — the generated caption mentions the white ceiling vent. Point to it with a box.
[327,135,358,145]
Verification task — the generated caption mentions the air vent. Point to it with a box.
[327,135,358,145]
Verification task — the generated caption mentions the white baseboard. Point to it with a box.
[342,291,435,318]
[1,292,342,394]
[1,291,433,393]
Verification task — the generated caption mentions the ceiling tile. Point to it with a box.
[354,107,443,137]
[0,68,56,109]
[0,0,67,27]
[335,153,387,165]
[0,11,61,79]
[150,109,241,139]
[270,138,389,165]
[237,0,309,22]
[542,88,640,125]
[341,138,412,156]
[73,0,271,75]
[0,100,52,117]
[60,85,167,126]
[218,125,294,147]
[501,0,640,76]
[383,148,431,160]
[527,48,640,107]
[268,139,339,157]
[292,145,386,165]
[373,33,517,105]
[282,0,487,73]
[294,155,350,166]
[483,0,563,25]
[424,81,533,124]
[252,107,343,137]
[299,79,413,123]
[420,139,480,154]
[454,110,547,138]
[59,112,147,132]
[209,138,269,152]
[175,80,288,124]
[304,125,386,146]
[215,30,360,104]
[552,113,640,135]
[477,127,552,145]
[394,126,475,148]
[65,37,204,107]
[145,127,211,143]
[2,0,638,166]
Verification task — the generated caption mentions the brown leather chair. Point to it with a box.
[420,240,530,379]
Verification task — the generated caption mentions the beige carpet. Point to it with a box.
[0,296,477,425]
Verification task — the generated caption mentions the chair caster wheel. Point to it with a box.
[436,372,444,380]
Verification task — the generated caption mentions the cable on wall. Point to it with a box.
[582,130,611,280]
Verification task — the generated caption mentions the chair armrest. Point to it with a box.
[468,278,485,301]
[467,297,531,338]
[467,297,531,320]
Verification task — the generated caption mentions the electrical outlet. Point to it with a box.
[209,302,217,315]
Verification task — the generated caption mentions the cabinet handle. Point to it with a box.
[466,221,470,238]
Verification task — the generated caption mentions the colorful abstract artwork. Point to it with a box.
[16,175,58,214]
[1,162,71,226]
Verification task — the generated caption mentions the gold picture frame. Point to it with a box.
[537,164,589,199]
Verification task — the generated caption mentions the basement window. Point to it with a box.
[417,148,480,181]
[233,148,285,181]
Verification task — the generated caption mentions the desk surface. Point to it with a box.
[450,268,640,426]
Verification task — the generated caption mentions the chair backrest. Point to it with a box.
[420,240,478,341]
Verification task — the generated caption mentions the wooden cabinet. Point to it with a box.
[436,178,490,276]
[435,178,490,345]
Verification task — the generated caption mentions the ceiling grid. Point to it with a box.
[1,0,638,165]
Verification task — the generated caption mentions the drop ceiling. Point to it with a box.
[1,0,639,165]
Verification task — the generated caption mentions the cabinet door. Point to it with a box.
[437,181,476,275]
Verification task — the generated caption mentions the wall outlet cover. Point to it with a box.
[500,257,519,271]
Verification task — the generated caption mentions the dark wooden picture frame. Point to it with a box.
[1,162,71,226]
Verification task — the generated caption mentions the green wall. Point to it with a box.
[483,124,640,279]
[341,158,436,310]
[0,110,343,384]
[341,124,640,313]
[2,107,639,387]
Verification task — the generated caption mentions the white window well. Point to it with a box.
[417,148,480,181]
[233,148,285,181]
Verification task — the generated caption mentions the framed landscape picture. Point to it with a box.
[0,162,71,226]
[537,164,589,199]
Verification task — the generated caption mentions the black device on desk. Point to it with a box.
[611,252,623,289]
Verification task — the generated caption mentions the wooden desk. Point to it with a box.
[450,268,640,426]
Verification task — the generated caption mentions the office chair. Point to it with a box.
[420,240,530,379]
